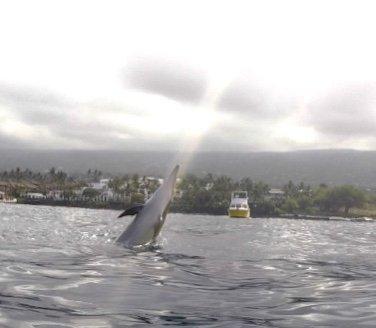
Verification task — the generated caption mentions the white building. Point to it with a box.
[73,188,86,197]
[205,182,214,191]
[100,189,115,201]
[25,192,46,199]
[47,190,64,200]
[267,188,285,200]
[90,178,110,190]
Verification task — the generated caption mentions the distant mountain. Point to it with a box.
[0,149,375,187]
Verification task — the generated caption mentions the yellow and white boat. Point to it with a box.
[228,191,250,218]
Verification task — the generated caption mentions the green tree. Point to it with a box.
[252,181,269,201]
[131,192,145,204]
[314,185,366,214]
[108,177,124,194]
[296,194,313,211]
[131,174,140,192]
[252,199,277,216]
[63,189,75,200]
[82,188,100,199]
[239,177,253,194]
[283,180,297,197]
[49,167,56,176]
[332,185,366,214]
[281,197,299,213]
[56,170,67,186]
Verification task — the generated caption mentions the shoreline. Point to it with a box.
[16,198,127,211]
[6,199,375,220]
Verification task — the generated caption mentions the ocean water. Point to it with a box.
[0,204,375,327]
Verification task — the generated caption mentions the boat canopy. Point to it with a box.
[231,191,248,199]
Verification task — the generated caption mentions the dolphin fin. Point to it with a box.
[118,204,144,217]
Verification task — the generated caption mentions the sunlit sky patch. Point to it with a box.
[0,0,376,151]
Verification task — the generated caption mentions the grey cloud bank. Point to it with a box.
[1,0,376,152]
[218,81,268,115]
[0,83,72,125]
[307,84,376,137]
[124,57,207,103]
[216,74,299,128]
[0,76,375,151]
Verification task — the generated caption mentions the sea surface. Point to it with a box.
[0,204,375,327]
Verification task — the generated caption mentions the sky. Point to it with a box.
[0,0,376,152]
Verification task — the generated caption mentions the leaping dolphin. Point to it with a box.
[116,165,179,248]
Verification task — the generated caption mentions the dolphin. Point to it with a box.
[116,165,179,248]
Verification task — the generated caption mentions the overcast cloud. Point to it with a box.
[125,57,207,104]
[307,84,376,137]
[0,0,376,151]
[218,81,269,116]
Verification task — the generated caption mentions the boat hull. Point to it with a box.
[228,208,250,218]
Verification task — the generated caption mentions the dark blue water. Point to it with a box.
[0,204,375,327]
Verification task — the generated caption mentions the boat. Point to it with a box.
[228,191,250,218]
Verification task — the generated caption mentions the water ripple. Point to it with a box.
[1,205,376,326]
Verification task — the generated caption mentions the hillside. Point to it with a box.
[0,149,375,187]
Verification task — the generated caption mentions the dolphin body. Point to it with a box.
[116,165,179,248]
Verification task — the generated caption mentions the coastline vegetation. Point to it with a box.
[172,174,372,217]
[0,167,375,218]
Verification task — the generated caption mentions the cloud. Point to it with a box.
[124,57,207,103]
[0,84,134,149]
[1,79,375,152]
[218,81,267,114]
[0,83,68,106]
[217,78,295,120]
[193,114,278,151]
[307,83,376,137]
[0,83,210,150]
[0,83,72,125]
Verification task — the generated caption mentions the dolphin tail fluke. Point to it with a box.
[118,204,144,218]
